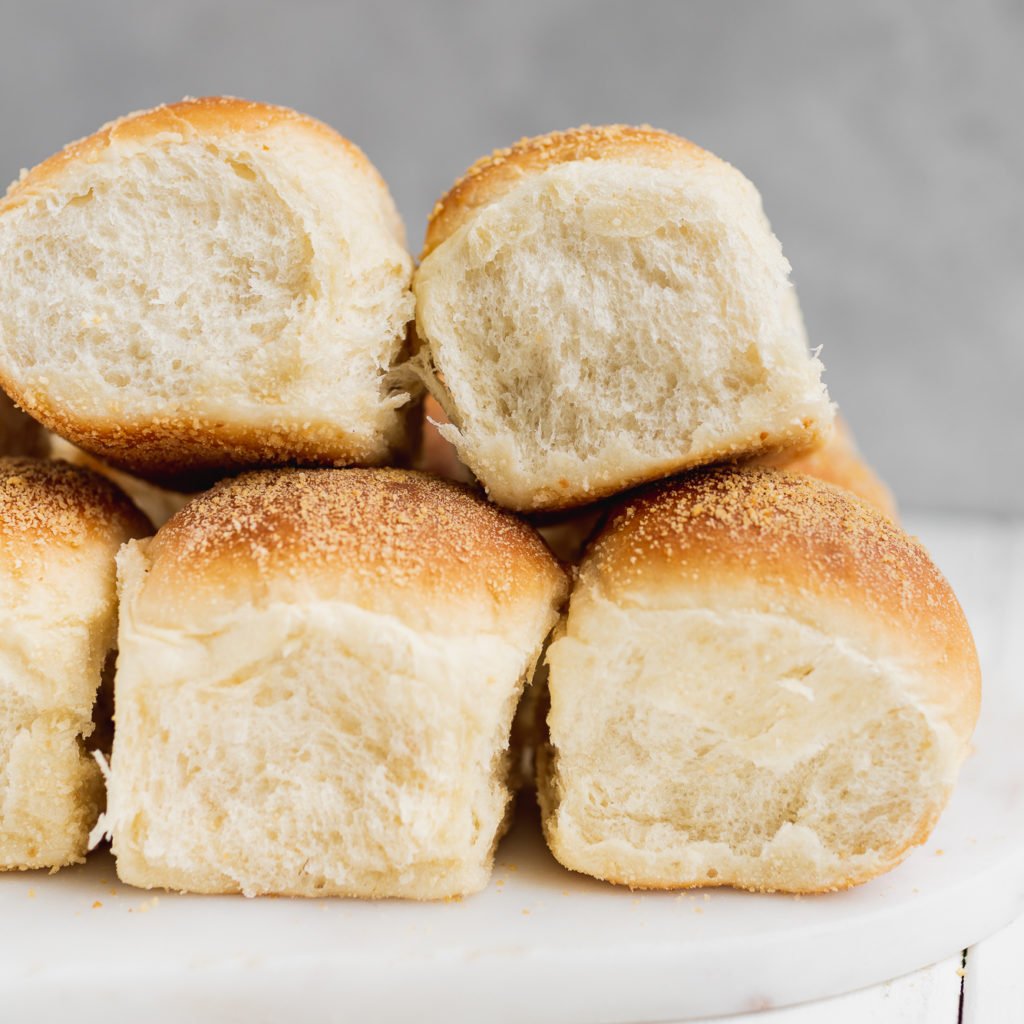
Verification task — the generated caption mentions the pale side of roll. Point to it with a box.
[0,97,416,489]
[0,457,150,870]
[414,125,834,511]
[106,468,568,898]
[539,467,980,892]
[521,417,894,794]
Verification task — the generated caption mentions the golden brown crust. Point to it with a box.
[139,467,568,623]
[47,435,190,526]
[585,466,980,726]
[556,854,902,894]
[0,455,151,549]
[754,415,898,521]
[11,397,404,492]
[527,413,883,563]
[505,413,829,515]
[422,124,721,259]
[1,96,386,216]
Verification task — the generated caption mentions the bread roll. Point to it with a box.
[0,391,46,457]
[0,97,416,489]
[106,468,568,897]
[0,457,150,870]
[755,414,897,519]
[539,467,979,892]
[413,125,833,511]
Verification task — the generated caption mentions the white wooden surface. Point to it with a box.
[698,514,1024,1023]
[699,953,965,1022]
[964,912,1024,1022]
[961,516,1024,1023]
[707,914,1024,1024]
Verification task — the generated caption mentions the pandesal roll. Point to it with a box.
[106,468,568,898]
[539,467,979,892]
[514,420,894,789]
[0,457,150,870]
[0,97,416,489]
[414,125,833,511]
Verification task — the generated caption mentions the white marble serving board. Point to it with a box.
[2,515,1022,1023]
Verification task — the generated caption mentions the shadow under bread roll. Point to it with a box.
[0,391,47,458]
[48,435,190,528]
[106,468,568,898]
[539,466,980,892]
[414,394,475,485]
[414,125,833,512]
[0,457,151,871]
[0,97,416,489]
[534,505,607,565]
[535,412,895,570]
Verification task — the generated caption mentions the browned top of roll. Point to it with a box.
[0,455,151,553]
[422,124,723,259]
[137,467,569,631]
[2,96,387,216]
[754,415,898,520]
[582,466,980,727]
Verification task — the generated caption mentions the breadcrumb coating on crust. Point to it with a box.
[585,467,978,680]
[2,96,387,215]
[0,455,151,548]
[145,467,568,605]
[755,416,898,520]
[422,124,725,259]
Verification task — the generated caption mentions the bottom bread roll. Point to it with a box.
[0,458,150,870]
[105,467,567,898]
[538,467,980,893]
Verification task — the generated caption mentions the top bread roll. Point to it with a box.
[414,125,833,511]
[0,97,416,489]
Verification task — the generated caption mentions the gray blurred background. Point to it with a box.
[1,0,1020,514]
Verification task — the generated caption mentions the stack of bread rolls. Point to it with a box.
[0,99,978,898]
